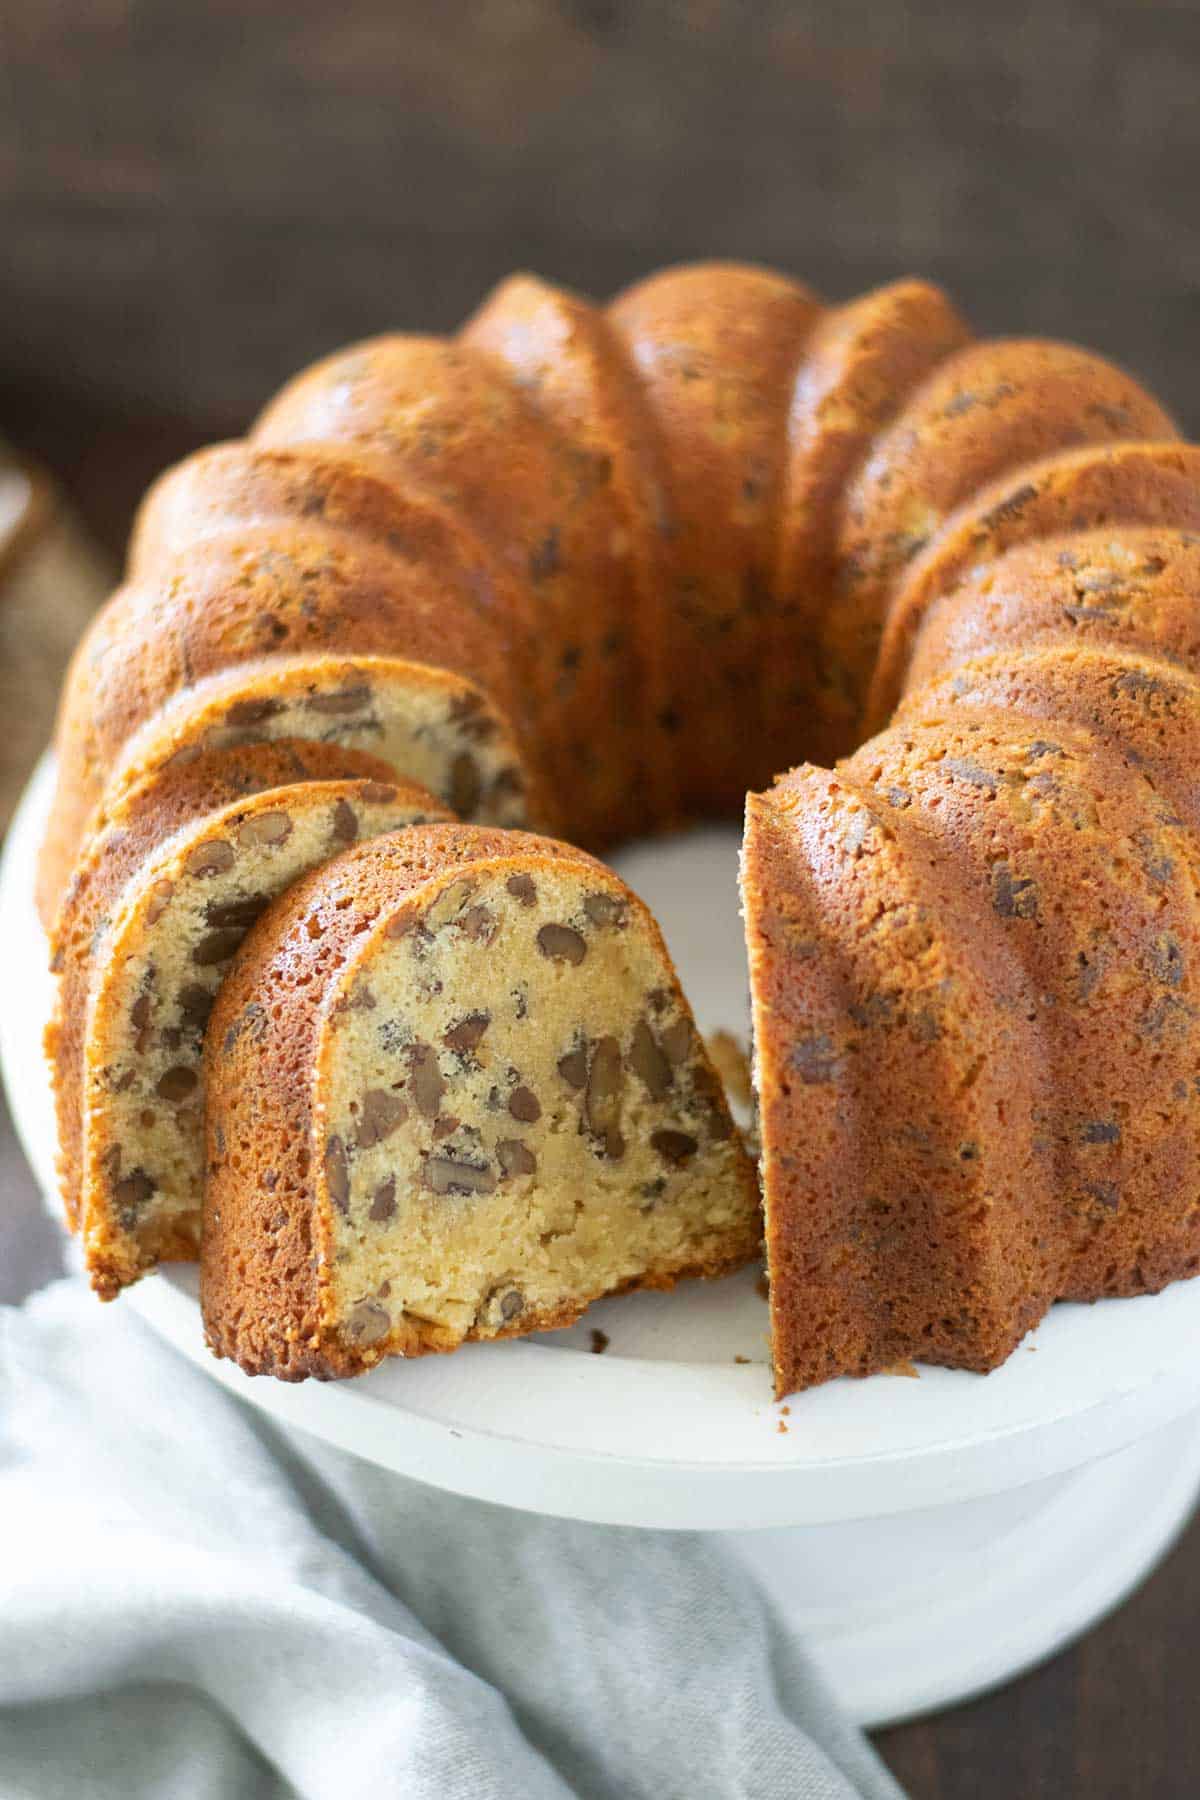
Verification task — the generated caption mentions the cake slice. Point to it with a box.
[51,746,451,1297]
[202,824,762,1379]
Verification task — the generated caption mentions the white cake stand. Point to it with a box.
[7,756,1200,1728]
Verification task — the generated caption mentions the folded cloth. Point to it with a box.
[0,1280,905,1800]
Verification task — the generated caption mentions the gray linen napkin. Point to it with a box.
[0,1279,905,1800]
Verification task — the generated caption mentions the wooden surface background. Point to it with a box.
[3,3,1200,1792]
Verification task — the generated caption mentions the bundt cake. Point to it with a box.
[39,257,1200,1395]
[201,826,759,1378]
[48,740,451,1296]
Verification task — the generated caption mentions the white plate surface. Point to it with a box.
[9,755,1200,1529]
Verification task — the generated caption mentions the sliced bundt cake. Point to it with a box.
[40,257,1200,1394]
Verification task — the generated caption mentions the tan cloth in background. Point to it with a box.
[0,448,111,833]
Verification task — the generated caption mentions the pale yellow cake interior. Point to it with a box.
[316,860,753,1353]
[83,785,442,1280]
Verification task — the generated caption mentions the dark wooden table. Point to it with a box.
[5,3,1200,1789]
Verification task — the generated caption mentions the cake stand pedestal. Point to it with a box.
[8,761,1200,1727]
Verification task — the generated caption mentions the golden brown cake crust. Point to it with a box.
[744,771,1056,1395]
[463,272,680,836]
[774,277,974,765]
[610,263,823,812]
[836,342,1178,724]
[870,442,1200,725]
